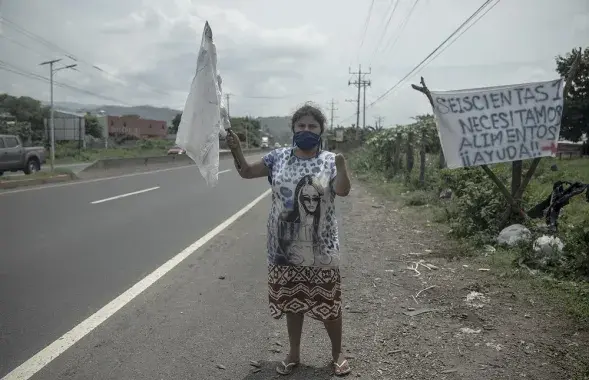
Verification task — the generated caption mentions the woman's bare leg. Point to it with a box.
[323,317,343,362]
[285,313,304,362]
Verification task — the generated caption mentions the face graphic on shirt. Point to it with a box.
[300,184,320,215]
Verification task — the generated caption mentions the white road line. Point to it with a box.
[0,165,197,195]
[88,169,229,204]
[90,186,160,204]
[0,165,237,196]
[1,188,271,380]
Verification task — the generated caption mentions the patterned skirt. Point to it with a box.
[268,264,342,322]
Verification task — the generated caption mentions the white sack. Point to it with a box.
[176,21,227,187]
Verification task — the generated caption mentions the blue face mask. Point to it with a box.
[293,130,321,151]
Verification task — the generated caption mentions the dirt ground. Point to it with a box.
[330,179,589,379]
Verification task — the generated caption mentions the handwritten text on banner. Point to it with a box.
[431,79,565,169]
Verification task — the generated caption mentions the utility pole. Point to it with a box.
[348,65,371,139]
[325,99,338,150]
[361,79,371,129]
[39,59,77,171]
[225,93,247,148]
[345,99,358,127]
[328,99,338,130]
[225,93,231,118]
[374,116,384,129]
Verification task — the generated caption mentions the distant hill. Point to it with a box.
[47,101,181,123]
[48,102,293,135]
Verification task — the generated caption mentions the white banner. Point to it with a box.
[431,79,565,169]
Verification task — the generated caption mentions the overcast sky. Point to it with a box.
[0,0,587,126]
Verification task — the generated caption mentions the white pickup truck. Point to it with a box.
[0,134,46,176]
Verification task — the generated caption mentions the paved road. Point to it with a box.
[0,154,273,379]
[5,150,234,177]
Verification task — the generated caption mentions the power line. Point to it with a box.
[0,16,168,96]
[371,0,400,60]
[340,0,498,124]
[424,0,500,70]
[0,64,46,82]
[231,91,326,100]
[0,60,131,105]
[0,34,93,91]
[0,34,45,56]
[0,16,336,105]
[381,0,421,56]
[0,17,73,59]
[357,0,375,56]
[367,0,498,109]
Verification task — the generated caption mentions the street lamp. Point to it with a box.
[39,59,77,171]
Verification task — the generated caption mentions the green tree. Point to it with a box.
[0,120,34,143]
[169,113,182,134]
[0,93,49,143]
[556,47,589,142]
[84,113,103,138]
[230,116,262,146]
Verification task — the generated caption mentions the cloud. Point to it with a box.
[0,0,587,125]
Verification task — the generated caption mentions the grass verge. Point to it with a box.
[350,154,589,324]
[54,140,175,164]
[0,168,76,182]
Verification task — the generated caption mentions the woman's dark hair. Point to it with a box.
[291,103,326,133]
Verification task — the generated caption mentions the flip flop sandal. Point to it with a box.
[333,359,352,376]
[276,361,299,375]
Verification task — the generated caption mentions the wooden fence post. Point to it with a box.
[406,131,415,183]
[394,132,402,175]
[419,128,426,187]
[411,77,446,170]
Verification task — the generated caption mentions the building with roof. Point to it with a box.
[44,109,86,145]
[95,115,167,140]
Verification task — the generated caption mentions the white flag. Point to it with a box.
[176,21,228,187]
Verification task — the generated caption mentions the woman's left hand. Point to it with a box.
[335,153,346,169]
[333,153,351,196]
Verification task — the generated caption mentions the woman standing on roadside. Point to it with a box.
[226,103,352,376]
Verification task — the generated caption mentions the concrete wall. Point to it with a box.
[44,110,86,147]
[107,115,167,139]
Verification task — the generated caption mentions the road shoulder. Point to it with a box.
[338,179,589,379]
[28,179,589,379]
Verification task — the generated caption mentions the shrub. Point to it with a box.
[349,127,589,280]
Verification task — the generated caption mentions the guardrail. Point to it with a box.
[81,149,262,173]
[557,143,585,159]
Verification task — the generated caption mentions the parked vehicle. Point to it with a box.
[167,145,185,155]
[274,142,281,149]
[261,136,269,149]
[0,134,46,176]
